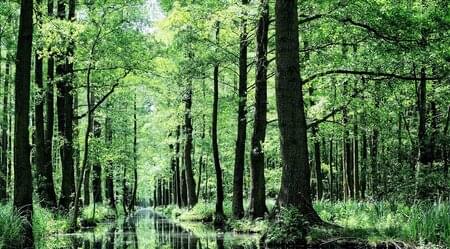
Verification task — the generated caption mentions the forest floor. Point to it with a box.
[155,200,450,249]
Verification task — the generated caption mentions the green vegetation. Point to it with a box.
[313,201,450,247]
[0,204,24,248]
[1,0,449,247]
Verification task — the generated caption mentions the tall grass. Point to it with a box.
[0,203,24,248]
[314,200,450,247]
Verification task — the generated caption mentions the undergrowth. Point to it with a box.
[313,200,450,248]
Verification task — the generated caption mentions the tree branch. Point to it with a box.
[302,69,445,85]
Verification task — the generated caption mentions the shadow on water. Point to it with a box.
[41,208,259,249]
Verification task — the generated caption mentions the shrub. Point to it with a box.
[263,207,308,247]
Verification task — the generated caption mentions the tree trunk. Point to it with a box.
[361,127,368,199]
[13,0,34,245]
[175,125,182,206]
[249,0,269,219]
[183,82,197,207]
[443,105,450,178]
[232,0,249,220]
[92,120,102,203]
[35,0,57,208]
[417,67,431,165]
[312,125,323,200]
[57,0,76,210]
[329,139,333,200]
[129,93,138,211]
[212,21,225,227]
[0,51,9,202]
[104,107,116,209]
[181,169,187,207]
[353,121,359,199]
[44,0,55,205]
[274,0,321,223]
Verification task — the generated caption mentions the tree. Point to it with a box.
[35,0,57,208]
[13,0,34,246]
[212,21,224,227]
[232,0,249,220]
[274,0,321,223]
[249,0,269,219]
[183,79,197,207]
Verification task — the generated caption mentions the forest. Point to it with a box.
[0,0,449,248]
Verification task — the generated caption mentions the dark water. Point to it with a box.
[41,208,260,249]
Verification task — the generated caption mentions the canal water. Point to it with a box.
[41,208,260,249]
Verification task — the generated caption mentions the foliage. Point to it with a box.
[0,204,24,248]
[81,204,116,225]
[263,207,309,247]
[313,201,450,248]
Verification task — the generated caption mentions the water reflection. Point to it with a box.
[42,209,259,249]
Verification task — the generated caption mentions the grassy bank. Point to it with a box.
[0,202,117,248]
[154,200,450,248]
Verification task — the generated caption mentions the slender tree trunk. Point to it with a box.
[92,120,102,203]
[249,0,269,219]
[361,127,368,199]
[175,125,182,206]
[232,0,249,220]
[0,49,8,202]
[353,121,359,199]
[212,21,225,227]
[183,82,197,207]
[274,0,321,223]
[129,93,138,211]
[329,139,333,200]
[417,67,431,165]
[104,108,115,209]
[312,125,322,200]
[13,0,34,245]
[443,105,449,178]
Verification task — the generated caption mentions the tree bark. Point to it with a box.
[34,0,57,208]
[92,120,102,203]
[44,0,55,200]
[249,0,269,219]
[57,0,76,210]
[175,125,182,206]
[104,106,116,209]
[129,93,138,211]
[212,21,224,227]
[0,51,8,202]
[13,0,34,245]
[183,81,197,207]
[274,0,321,223]
[417,67,431,165]
[232,0,249,220]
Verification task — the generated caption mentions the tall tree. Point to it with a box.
[13,0,34,245]
[35,0,57,208]
[274,0,321,223]
[0,54,9,202]
[232,0,249,220]
[212,21,224,227]
[104,106,115,209]
[249,0,269,219]
[92,119,102,203]
[183,79,197,207]
[57,0,76,210]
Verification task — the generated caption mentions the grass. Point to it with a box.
[80,204,116,225]
[0,203,25,248]
[0,203,71,249]
[312,200,450,248]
